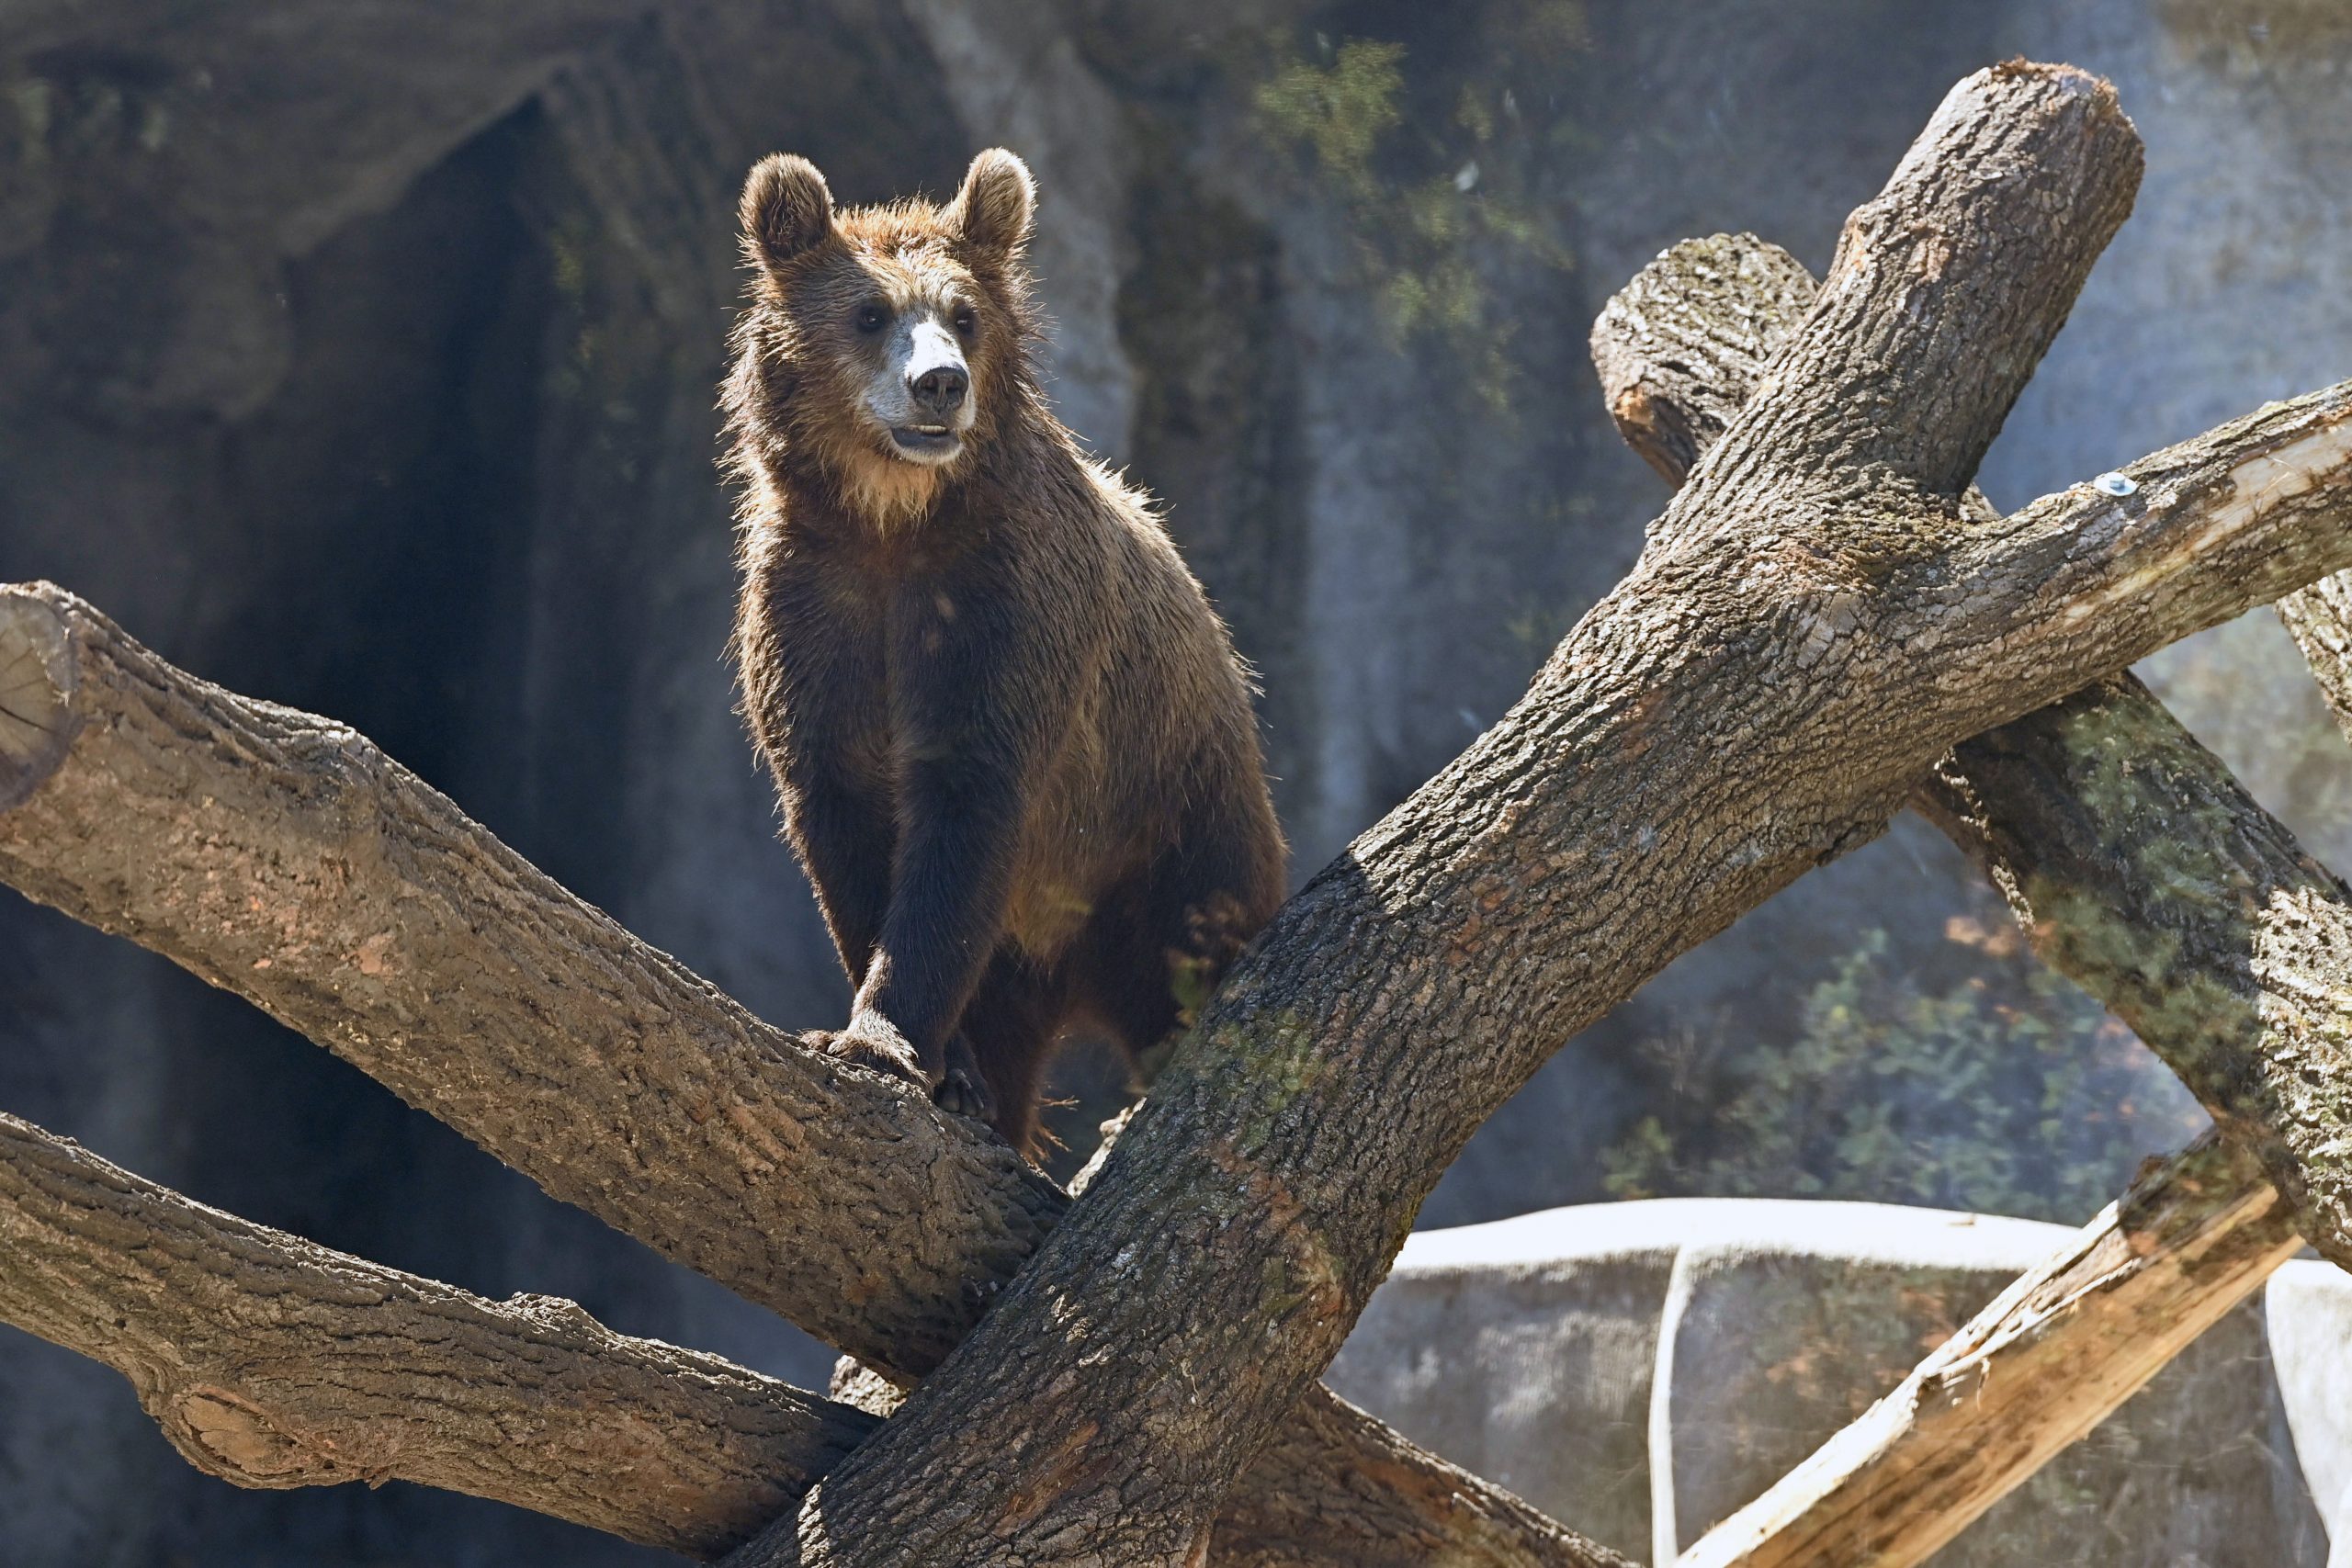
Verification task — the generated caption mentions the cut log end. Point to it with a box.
[0,589,78,813]
[1948,61,2132,152]
[1589,234,1816,494]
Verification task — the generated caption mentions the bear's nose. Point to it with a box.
[910,363,968,414]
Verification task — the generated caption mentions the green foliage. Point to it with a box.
[1603,925,2207,1224]
[1243,14,1583,408]
[1254,39,1406,205]
[4,68,173,164]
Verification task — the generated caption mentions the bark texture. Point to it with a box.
[2281,570,2352,742]
[1595,226,2352,1562]
[721,64,2352,1567]
[8,61,2352,1568]
[1925,690,2352,1264]
[1588,236,1817,502]
[1216,1393,1623,1568]
[0,581,1623,1566]
[1596,230,2352,1269]
[1677,1134,2302,1568]
[0,582,1058,1379]
[0,1106,872,1559]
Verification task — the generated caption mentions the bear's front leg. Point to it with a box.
[845,567,1070,1134]
[817,1013,993,1125]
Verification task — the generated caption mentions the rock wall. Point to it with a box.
[2,1,2349,1561]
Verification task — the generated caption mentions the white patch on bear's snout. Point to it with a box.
[865,312,975,468]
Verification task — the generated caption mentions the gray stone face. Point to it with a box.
[3,0,2352,1560]
[1327,1204,1683,1559]
[1330,1200,2337,1567]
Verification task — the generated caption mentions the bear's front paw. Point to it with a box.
[933,1033,995,1124]
[820,1015,925,1088]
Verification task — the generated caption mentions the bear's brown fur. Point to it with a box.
[724,147,1285,1153]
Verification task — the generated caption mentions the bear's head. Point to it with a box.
[728,148,1038,526]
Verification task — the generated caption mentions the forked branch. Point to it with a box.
[8,62,2352,1568]
[1595,230,2352,1563]
[0,587,1626,1567]
[0,1105,871,1559]
[1600,230,2352,1268]
[714,64,2352,1568]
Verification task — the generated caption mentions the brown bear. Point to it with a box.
[724,146,1286,1155]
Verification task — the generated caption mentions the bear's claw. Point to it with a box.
[819,1021,925,1088]
[934,1034,995,1124]
[933,1067,992,1121]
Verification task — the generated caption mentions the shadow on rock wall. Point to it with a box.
[3,0,2351,1562]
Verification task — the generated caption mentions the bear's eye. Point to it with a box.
[854,302,888,334]
[951,305,978,338]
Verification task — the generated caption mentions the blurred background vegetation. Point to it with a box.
[6,1,2352,1562]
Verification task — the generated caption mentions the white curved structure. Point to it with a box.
[1329,1199,2345,1565]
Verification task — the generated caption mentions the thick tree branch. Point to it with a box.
[1596,231,2351,1561]
[841,1119,1607,1568]
[2281,570,2352,742]
[1679,1134,2301,1567]
[1590,236,1817,503]
[1924,686,2352,1260]
[0,1104,872,1559]
[1211,1393,1620,1568]
[0,583,1057,1379]
[711,63,2352,1568]
[0,582,1623,1567]
[1600,230,2352,1269]
[830,1357,1629,1568]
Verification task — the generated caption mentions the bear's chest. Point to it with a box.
[766,549,1009,781]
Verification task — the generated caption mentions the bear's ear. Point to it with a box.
[740,153,834,275]
[948,148,1035,264]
